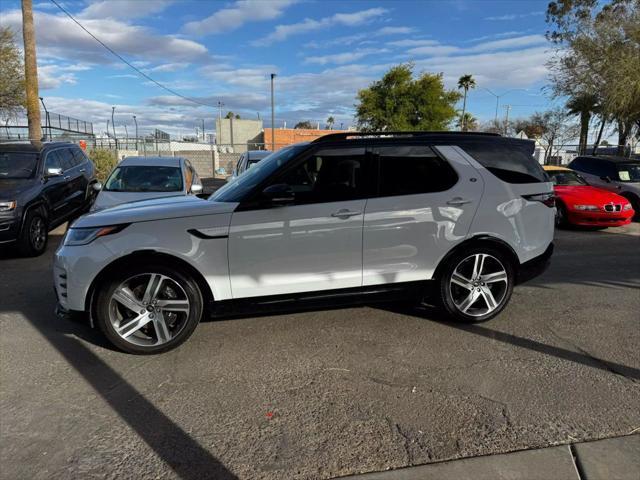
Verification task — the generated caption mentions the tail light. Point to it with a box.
[522,192,555,208]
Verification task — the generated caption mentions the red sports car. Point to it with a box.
[544,166,634,227]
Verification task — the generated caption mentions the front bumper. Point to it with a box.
[0,218,20,244]
[567,209,634,227]
[517,242,554,284]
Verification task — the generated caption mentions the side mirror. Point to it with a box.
[45,167,63,178]
[190,183,203,194]
[262,183,295,205]
[92,181,103,192]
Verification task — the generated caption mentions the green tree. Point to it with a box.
[326,116,335,130]
[0,26,25,122]
[566,93,599,155]
[457,74,476,131]
[456,112,478,131]
[294,120,314,129]
[225,111,240,119]
[355,63,461,131]
[547,0,640,155]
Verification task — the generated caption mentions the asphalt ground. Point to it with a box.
[1,223,639,480]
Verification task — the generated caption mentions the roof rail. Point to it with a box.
[311,131,501,144]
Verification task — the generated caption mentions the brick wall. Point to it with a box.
[263,128,345,150]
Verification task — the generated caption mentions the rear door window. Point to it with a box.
[56,149,76,170]
[71,148,87,166]
[375,145,458,196]
[462,143,547,183]
[44,151,62,171]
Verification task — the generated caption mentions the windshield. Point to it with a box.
[617,164,640,182]
[104,166,183,192]
[0,152,39,179]
[211,144,308,202]
[547,170,587,186]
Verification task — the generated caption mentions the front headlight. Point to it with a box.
[573,204,600,211]
[0,200,17,212]
[63,224,128,246]
[623,203,633,211]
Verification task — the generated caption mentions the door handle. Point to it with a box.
[79,168,86,173]
[64,176,71,180]
[447,197,472,206]
[331,209,361,218]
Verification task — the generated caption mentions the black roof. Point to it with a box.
[0,141,76,153]
[575,155,639,164]
[312,131,501,144]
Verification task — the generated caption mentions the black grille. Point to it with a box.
[604,204,621,212]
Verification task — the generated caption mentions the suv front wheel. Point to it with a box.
[438,246,514,322]
[95,264,203,354]
[18,209,48,257]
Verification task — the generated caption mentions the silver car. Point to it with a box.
[567,156,640,216]
[231,150,271,179]
[92,156,203,210]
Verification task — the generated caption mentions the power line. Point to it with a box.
[49,0,217,109]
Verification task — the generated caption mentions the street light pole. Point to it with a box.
[39,97,50,141]
[111,106,117,149]
[482,88,526,123]
[503,104,512,136]
[270,73,276,151]
[217,101,224,145]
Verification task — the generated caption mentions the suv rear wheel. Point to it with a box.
[438,246,514,322]
[95,264,203,354]
[18,209,48,257]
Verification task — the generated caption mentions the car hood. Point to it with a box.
[74,195,238,228]
[0,178,38,200]
[554,185,629,205]
[92,190,185,211]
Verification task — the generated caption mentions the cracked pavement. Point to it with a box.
[1,224,639,479]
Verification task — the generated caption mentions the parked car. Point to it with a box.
[92,156,203,211]
[567,155,640,218]
[543,166,634,227]
[0,141,97,256]
[231,150,271,178]
[54,132,554,354]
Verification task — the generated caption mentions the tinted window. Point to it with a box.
[104,166,183,192]
[376,145,457,196]
[462,143,547,183]
[547,170,587,186]
[71,148,87,166]
[44,151,62,171]
[276,147,366,203]
[212,144,308,202]
[56,149,76,170]
[0,152,39,179]
[617,163,640,182]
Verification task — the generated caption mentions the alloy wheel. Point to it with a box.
[449,253,508,317]
[30,217,46,251]
[108,273,191,347]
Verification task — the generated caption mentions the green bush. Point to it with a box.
[88,149,117,182]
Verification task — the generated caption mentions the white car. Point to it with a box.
[91,156,203,210]
[55,132,555,354]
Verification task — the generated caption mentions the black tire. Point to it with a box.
[94,263,203,354]
[17,209,48,257]
[555,202,569,228]
[437,245,515,323]
[622,194,640,221]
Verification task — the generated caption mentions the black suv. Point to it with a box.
[0,141,97,256]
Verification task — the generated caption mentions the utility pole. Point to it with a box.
[503,104,512,136]
[133,115,138,151]
[39,97,50,140]
[217,101,224,145]
[111,106,117,149]
[270,73,276,151]
[202,119,205,141]
[22,0,41,141]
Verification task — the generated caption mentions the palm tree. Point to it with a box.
[566,93,598,155]
[457,74,476,131]
[456,113,478,131]
[326,116,335,130]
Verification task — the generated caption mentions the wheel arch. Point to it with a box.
[86,250,214,323]
[433,235,520,282]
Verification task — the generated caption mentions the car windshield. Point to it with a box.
[617,164,640,182]
[548,170,587,186]
[104,165,183,192]
[0,152,39,179]
[211,144,308,202]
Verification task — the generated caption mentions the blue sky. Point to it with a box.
[0,0,559,137]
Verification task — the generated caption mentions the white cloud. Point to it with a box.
[404,34,547,57]
[0,9,209,64]
[466,30,527,43]
[304,48,389,65]
[39,65,79,89]
[407,45,460,56]
[387,39,438,48]
[254,7,388,45]
[148,62,191,73]
[184,0,296,35]
[78,0,175,20]
[485,11,543,21]
[377,26,415,35]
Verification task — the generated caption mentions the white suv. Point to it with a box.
[54,132,555,354]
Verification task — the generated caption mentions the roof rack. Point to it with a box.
[311,131,501,144]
